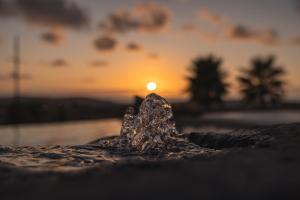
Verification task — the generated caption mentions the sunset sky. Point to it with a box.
[0,0,299,102]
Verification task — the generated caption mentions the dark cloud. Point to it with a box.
[99,2,171,34]
[0,0,15,17]
[95,2,169,53]
[134,2,171,32]
[90,60,109,67]
[0,72,32,81]
[99,10,137,34]
[14,0,89,30]
[41,31,63,45]
[229,25,255,38]
[94,35,117,52]
[126,42,142,51]
[50,58,68,67]
[228,25,279,45]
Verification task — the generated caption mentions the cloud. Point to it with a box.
[0,72,32,81]
[0,0,15,17]
[94,35,117,52]
[126,42,142,51]
[99,10,137,34]
[95,2,169,53]
[90,60,109,67]
[50,58,68,67]
[227,25,279,45]
[197,9,226,25]
[133,2,171,32]
[194,8,280,46]
[40,31,63,45]
[99,2,171,34]
[14,0,89,30]
[228,25,255,39]
[180,23,219,41]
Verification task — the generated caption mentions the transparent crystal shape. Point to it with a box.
[120,93,182,153]
[120,107,135,149]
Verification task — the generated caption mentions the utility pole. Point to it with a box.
[13,36,21,111]
[12,36,21,146]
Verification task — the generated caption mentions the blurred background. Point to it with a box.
[0,0,299,146]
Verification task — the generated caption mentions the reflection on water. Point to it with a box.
[13,126,20,146]
[0,110,299,146]
[203,110,300,125]
[0,119,121,146]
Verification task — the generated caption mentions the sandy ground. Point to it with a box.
[0,123,300,200]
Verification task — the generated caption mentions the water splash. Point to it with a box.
[0,93,218,171]
[120,107,135,149]
[121,93,183,153]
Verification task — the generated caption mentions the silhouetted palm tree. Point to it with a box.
[237,55,285,108]
[186,55,228,108]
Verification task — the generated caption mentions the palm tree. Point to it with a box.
[237,55,285,108]
[186,55,228,108]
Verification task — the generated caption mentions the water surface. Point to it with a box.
[0,119,121,146]
[0,110,299,146]
[203,110,300,125]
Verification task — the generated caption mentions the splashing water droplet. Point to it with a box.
[120,93,182,153]
[120,107,135,149]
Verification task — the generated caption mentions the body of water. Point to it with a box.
[0,110,299,146]
[0,119,121,146]
[203,110,300,125]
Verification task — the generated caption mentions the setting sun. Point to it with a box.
[146,82,157,91]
